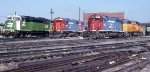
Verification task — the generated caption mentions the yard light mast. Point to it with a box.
[50,8,54,20]
[79,7,82,31]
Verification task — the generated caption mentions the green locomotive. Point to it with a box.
[2,14,51,38]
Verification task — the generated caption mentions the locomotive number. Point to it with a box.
[45,25,48,28]
[7,23,13,27]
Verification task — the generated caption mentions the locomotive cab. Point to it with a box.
[5,15,21,30]
[50,17,66,38]
[88,14,103,31]
[2,15,21,37]
[52,18,66,31]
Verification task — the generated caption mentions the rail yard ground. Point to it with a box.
[0,36,150,72]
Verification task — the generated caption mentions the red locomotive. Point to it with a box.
[87,14,103,30]
[52,17,66,31]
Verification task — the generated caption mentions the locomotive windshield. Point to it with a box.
[56,20,63,22]
[7,17,13,20]
[13,17,21,21]
[123,21,131,24]
[91,18,103,21]
[131,21,140,24]
[7,15,21,21]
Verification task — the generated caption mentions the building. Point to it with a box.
[83,12,125,21]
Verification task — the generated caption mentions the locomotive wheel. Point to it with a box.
[4,33,11,37]
[118,33,123,38]
[12,33,18,38]
[89,35,97,40]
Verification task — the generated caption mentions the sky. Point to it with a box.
[0,0,150,23]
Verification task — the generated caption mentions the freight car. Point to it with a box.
[83,14,124,39]
[50,17,84,38]
[2,14,50,38]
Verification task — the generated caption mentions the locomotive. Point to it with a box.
[2,14,50,38]
[122,20,143,36]
[83,14,124,39]
[1,14,143,39]
[50,17,84,38]
[83,14,143,39]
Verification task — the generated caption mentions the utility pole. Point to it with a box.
[83,11,85,22]
[15,11,16,15]
[79,7,81,22]
[78,7,81,30]
[50,8,54,20]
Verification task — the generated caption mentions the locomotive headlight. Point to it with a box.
[96,16,101,18]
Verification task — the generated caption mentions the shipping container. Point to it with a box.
[103,16,122,31]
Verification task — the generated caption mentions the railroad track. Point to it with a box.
[0,39,96,51]
[114,59,150,72]
[0,39,148,54]
[4,51,135,72]
[0,39,149,71]
[0,37,150,71]
[0,40,148,63]
[0,36,149,50]
[0,37,47,42]
[0,36,144,43]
